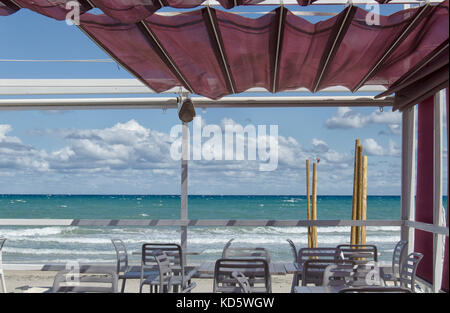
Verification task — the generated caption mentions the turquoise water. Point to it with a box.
[0,195,446,264]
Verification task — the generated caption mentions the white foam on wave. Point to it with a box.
[194,226,399,236]
[0,227,78,238]
[4,247,115,256]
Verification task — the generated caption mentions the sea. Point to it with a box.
[0,195,447,265]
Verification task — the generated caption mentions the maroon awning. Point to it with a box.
[0,1,429,21]
[1,1,448,101]
[74,2,448,99]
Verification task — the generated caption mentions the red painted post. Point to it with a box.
[415,96,435,284]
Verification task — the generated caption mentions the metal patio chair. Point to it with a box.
[292,247,342,291]
[222,247,271,263]
[0,238,6,293]
[231,271,252,293]
[286,239,298,261]
[139,243,196,293]
[322,261,357,288]
[336,244,378,264]
[52,268,118,293]
[213,258,271,293]
[380,240,408,286]
[286,239,299,292]
[398,252,423,293]
[323,261,382,288]
[140,250,173,293]
[111,239,156,293]
[302,259,344,286]
[221,238,235,258]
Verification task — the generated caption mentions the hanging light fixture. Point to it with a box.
[178,97,196,123]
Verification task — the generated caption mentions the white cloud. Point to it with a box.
[0,119,410,195]
[364,138,385,156]
[0,124,49,171]
[363,138,400,157]
[326,107,401,135]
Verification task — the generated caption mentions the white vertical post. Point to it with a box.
[432,90,444,293]
[401,105,416,254]
[181,121,189,265]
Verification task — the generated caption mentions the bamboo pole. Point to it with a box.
[312,162,318,248]
[361,155,368,245]
[355,145,364,245]
[351,139,360,245]
[306,160,312,248]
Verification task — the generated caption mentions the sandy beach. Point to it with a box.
[3,270,293,293]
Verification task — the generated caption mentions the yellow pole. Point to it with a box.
[312,162,318,248]
[361,156,368,245]
[355,145,363,245]
[306,160,312,248]
[351,139,360,245]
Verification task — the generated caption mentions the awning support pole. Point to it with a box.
[180,107,189,265]
[432,90,444,293]
[400,105,415,255]
[137,21,194,93]
[312,3,354,92]
[272,3,285,93]
[204,6,236,94]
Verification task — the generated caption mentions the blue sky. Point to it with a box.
[0,4,447,195]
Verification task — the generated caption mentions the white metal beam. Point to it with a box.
[401,105,416,254]
[0,96,394,111]
[0,79,388,95]
[181,120,189,265]
[432,90,444,293]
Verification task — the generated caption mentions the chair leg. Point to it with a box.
[0,272,6,293]
[121,278,127,293]
[290,274,297,293]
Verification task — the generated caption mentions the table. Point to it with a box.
[196,262,290,276]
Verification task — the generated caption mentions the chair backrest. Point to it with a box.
[286,239,297,262]
[213,258,271,293]
[222,247,271,263]
[336,244,378,263]
[322,261,356,287]
[52,268,118,293]
[297,247,341,264]
[392,240,408,280]
[141,243,184,268]
[153,250,173,293]
[111,239,128,274]
[302,259,340,286]
[231,271,252,293]
[339,286,412,293]
[221,238,235,258]
[399,252,423,293]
